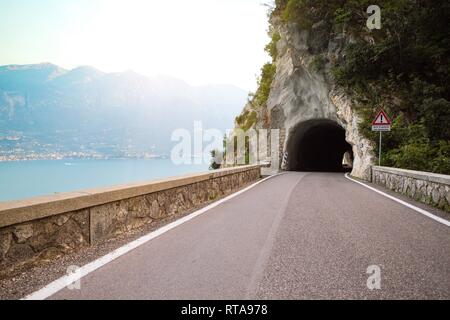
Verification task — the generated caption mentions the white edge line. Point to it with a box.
[345,173,450,227]
[22,173,284,300]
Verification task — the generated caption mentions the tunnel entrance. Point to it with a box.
[286,119,353,172]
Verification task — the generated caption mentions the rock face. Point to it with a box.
[0,210,90,272]
[256,18,375,179]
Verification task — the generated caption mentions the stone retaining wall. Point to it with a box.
[372,166,450,212]
[0,165,261,270]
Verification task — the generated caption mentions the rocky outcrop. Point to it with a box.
[245,18,375,180]
[330,89,376,179]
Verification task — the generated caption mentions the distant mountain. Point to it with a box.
[0,63,248,159]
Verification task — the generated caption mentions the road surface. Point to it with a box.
[49,172,450,300]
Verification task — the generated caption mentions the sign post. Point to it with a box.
[372,110,392,166]
[379,131,382,166]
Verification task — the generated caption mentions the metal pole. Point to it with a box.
[379,131,382,166]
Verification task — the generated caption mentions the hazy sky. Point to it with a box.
[0,0,271,91]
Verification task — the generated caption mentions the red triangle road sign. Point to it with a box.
[372,110,392,126]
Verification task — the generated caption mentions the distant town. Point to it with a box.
[0,134,169,162]
[0,152,170,162]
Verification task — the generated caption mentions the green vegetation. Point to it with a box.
[235,110,258,132]
[310,55,326,72]
[252,63,277,109]
[236,29,279,131]
[265,32,281,60]
[272,0,450,174]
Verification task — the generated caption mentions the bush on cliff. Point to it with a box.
[235,30,278,131]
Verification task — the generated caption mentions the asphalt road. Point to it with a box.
[50,172,450,300]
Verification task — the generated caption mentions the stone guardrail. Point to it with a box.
[0,165,261,270]
[372,166,450,212]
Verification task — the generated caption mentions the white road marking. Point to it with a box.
[345,173,450,227]
[23,173,283,300]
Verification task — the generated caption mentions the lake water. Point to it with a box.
[0,159,210,202]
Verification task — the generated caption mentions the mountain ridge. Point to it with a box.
[0,63,248,160]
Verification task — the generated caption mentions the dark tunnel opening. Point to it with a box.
[287,120,353,172]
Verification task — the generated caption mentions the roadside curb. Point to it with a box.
[345,173,450,227]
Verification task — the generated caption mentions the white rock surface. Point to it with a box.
[263,19,375,180]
